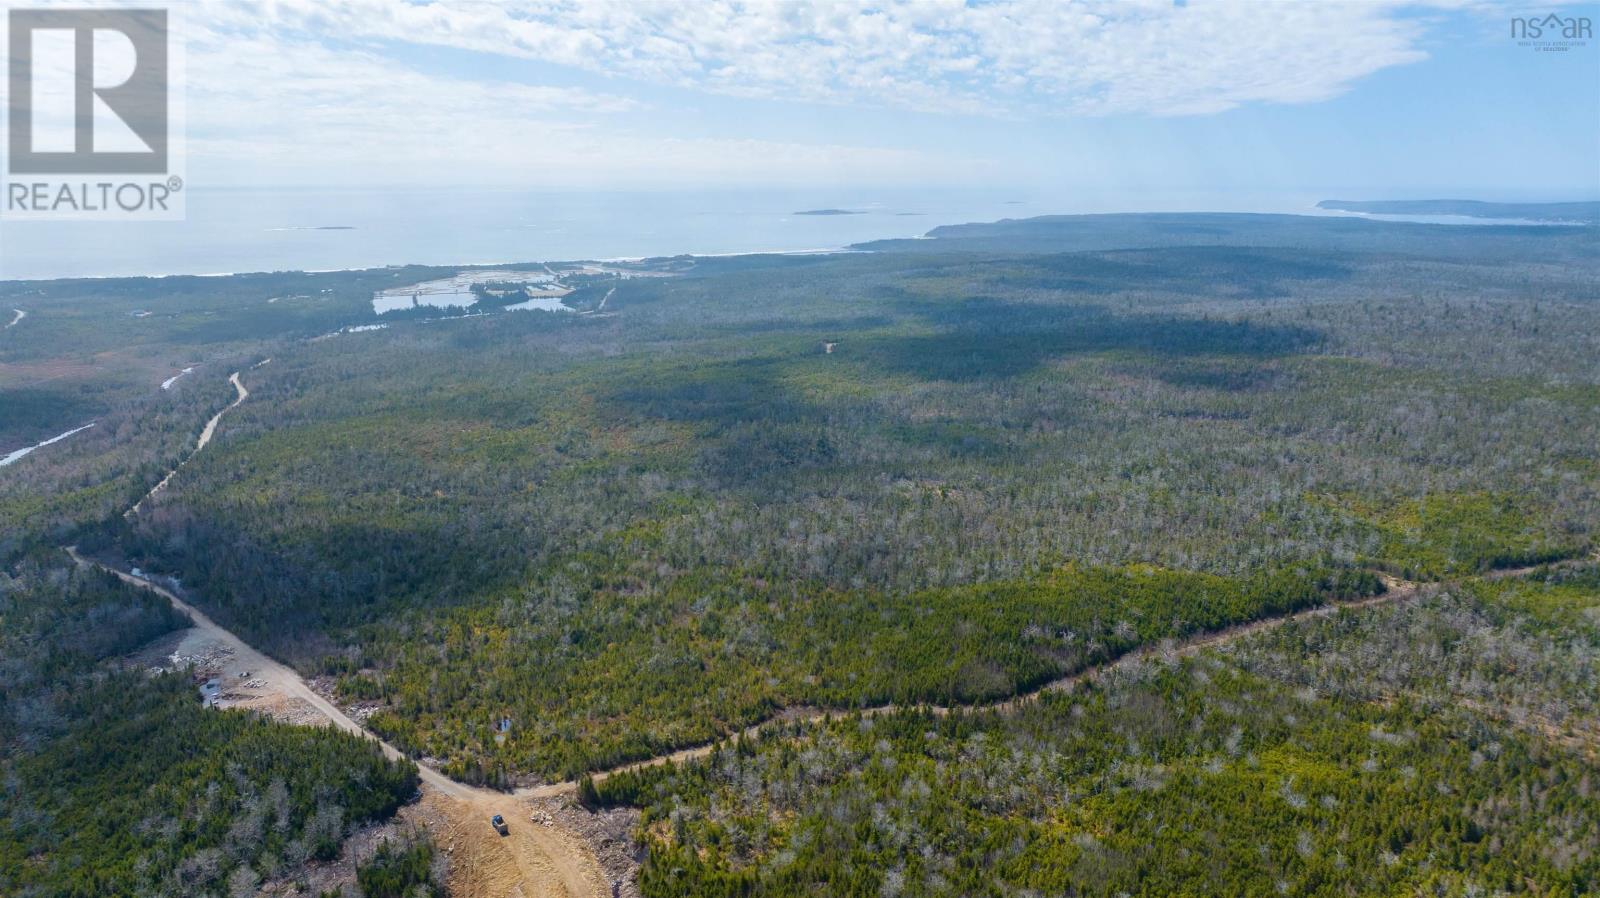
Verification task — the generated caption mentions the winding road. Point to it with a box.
[79,366,1598,896]
[5,308,23,329]
[530,575,1435,795]
[127,370,251,517]
[93,367,609,898]
[68,545,607,898]
[545,559,1595,795]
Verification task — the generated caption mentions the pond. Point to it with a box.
[372,269,564,315]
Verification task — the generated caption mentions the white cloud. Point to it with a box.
[77,0,1469,186]
[177,8,987,186]
[178,24,976,186]
[196,0,1437,117]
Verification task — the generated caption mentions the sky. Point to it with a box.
[13,0,1600,198]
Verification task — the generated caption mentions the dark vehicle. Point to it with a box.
[490,814,508,836]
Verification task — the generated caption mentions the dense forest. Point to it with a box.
[0,555,422,897]
[0,673,419,897]
[589,565,1600,897]
[356,565,1376,780]
[2,212,1596,895]
[84,216,1599,781]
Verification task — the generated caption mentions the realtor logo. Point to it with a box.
[4,7,184,219]
[9,8,168,172]
[1510,13,1592,51]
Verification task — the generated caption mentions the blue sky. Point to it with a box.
[177,0,1599,200]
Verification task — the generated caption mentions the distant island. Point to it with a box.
[793,208,865,216]
[1317,199,1599,224]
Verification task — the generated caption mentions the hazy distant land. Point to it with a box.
[1317,198,1600,224]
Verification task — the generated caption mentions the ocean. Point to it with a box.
[0,188,1041,281]
[0,186,1548,282]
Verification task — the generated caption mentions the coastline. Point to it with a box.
[0,245,875,284]
[2,208,1589,283]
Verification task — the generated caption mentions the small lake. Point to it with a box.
[372,291,478,314]
[506,295,569,312]
[372,269,564,315]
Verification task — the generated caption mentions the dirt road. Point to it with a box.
[92,364,1594,893]
[530,582,1433,796]
[128,370,251,516]
[71,547,609,898]
[79,527,1589,888]
[99,367,609,898]
[74,546,383,739]
[530,563,1585,797]
[5,308,22,329]
[588,287,615,314]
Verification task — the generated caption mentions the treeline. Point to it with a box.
[592,567,1600,897]
[108,238,1597,782]
[349,563,1376,782]
[0,553,421,898]
[0,370,242,561]
[0,553,187,711]
[1328,492,1584,580]
[0,673,419,898]
[0,265,460,452]
[855,212,1600,266]
[0,217,1594,896]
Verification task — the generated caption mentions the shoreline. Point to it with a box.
[1,208,1588,284]
[0,245,871,284]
